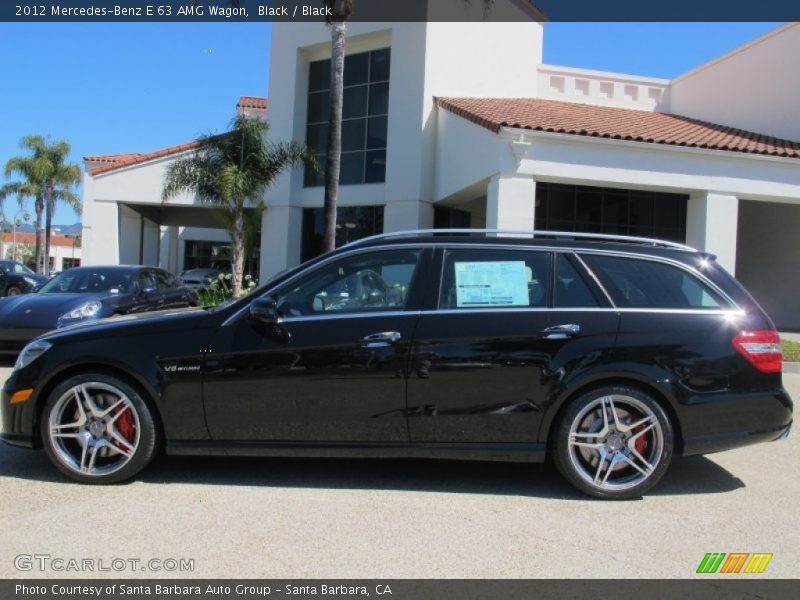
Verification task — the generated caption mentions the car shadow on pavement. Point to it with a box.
[0,442,744,499]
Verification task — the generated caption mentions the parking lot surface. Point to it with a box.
[1,363,797,579]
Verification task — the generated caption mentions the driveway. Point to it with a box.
[0,361,797,579]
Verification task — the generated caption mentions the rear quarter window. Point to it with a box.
[580,253,728,309]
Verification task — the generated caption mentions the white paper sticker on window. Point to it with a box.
[454,261,530,308]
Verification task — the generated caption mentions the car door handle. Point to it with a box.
[362,331,402,348]
[541,323,581,340]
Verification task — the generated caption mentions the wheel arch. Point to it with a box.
[32,361,163,449]
[540,375,684,455]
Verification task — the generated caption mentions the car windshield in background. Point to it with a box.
[1,262,35,275]
[38,268,133,294]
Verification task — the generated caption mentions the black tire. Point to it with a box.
[553,385,673,500]
[40,372,160,484]
[6,285,22,296]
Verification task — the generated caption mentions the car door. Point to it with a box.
[406,246,619,444]
[202,247,431,443]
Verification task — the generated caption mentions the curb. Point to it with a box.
[783,362,800,374]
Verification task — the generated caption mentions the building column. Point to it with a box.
[260,204,303,282]
[485,174,536,230]
[383,200,434,232]
[686,192,739,274]
[82,200,120,266]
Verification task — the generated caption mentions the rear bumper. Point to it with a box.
[679,388,793,456]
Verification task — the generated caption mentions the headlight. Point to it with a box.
[23,276,39,286]
[57,300,102,327]
[14,340,52,370]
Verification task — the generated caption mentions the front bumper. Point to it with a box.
[1,370,40,449]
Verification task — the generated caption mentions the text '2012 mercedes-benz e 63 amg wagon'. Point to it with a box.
[1,230,793,499]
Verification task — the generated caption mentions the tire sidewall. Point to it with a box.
[7,286,22,296]
[553,385,674,500]
[40,372,159,484]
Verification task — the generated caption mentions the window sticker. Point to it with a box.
[454,261,530,308]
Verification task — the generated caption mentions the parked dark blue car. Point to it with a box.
[0,260,49,296]
[0,265,199,354]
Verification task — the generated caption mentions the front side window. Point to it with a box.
[305,48,390,187]
[439,249,551,310]
[275,249,420,317]
[580,254,727,309]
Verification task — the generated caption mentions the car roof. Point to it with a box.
[345,232,704,262]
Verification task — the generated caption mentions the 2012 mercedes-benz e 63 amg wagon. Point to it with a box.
[1,230,793,499]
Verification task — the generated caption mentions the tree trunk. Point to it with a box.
[230,211,245,299]
[33,196,44,273]
[44,189,54,276]
[322,20,347,254]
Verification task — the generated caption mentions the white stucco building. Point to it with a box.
[81,13,800,328]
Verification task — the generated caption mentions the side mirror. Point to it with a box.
[249,296,280,324]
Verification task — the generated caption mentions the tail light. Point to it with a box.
[732,330,782,373]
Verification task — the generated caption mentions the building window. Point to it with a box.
[301,205,384,262]
[183,240,259,277]
[535,183,688,243]
[304,48,391,187]
[62,258,81,270]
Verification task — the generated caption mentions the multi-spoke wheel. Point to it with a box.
[41,373,159,484]
[553,386,673,499]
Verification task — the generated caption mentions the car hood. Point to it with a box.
[0,293,116,327]
[43,306,211,341]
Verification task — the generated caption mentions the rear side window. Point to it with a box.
[439,249,551,309]
[555,254,601,308]
[580,254,728,309]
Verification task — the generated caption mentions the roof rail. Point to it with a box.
[342,229,697,252]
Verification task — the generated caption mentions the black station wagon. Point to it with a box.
[1,230,792,499]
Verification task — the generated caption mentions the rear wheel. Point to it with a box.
[40,373,159,484]
[553,386,673,499]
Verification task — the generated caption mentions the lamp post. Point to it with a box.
[336,221,357,244]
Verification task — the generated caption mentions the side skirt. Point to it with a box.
[165,441,546,463]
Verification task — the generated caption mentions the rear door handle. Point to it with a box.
[541,323,581,340]
[362,331,402,348]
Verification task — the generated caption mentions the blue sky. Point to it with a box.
[0,21,781,224]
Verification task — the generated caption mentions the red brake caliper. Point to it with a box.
[115,407,136,442]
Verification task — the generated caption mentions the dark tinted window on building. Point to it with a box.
[536,183,688,243]
[305,48,390,187]
[301,205,385,262]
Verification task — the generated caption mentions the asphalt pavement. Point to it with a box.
[0,361,797,579]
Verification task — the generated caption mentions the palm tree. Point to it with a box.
[163,116,313,298]
[321,0,354,254]
[320,1,495,253]
[3,136,81,275]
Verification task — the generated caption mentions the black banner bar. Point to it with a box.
[2,0,800,23]
[3,580,800,600]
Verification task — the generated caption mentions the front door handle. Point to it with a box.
[541,323,581,340]
[362,331,402,348]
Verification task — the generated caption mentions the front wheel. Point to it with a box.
[6,285,22,296]
[40,373,160,484]
[553,386,673,499]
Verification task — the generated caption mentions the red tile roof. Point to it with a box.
[1,232,79,248]
[236,95,268,110]
[84,140,203,176]
[436,97,800,160]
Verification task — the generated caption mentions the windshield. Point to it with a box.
[1,262,34,275]
[38,268,133,294]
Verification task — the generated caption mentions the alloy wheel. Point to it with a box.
[47,382,140,477]
[566,394,664,492]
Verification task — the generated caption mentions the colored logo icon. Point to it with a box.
[697,553,773,574]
